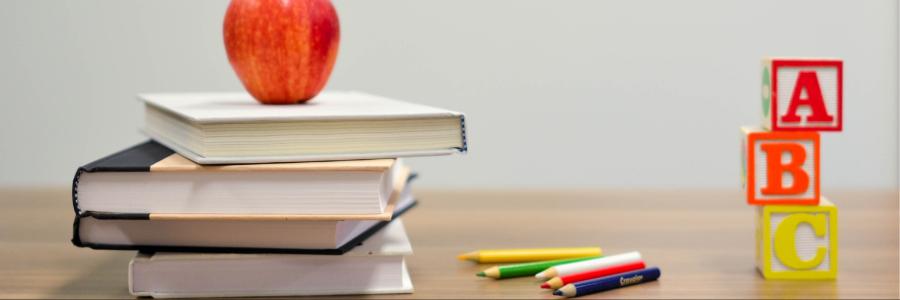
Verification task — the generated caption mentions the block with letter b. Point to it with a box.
[741,126,819,205]
[756,197,838,279]
[761,58,842,131]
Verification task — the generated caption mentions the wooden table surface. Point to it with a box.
[0,188,896,299]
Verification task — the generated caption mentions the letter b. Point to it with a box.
[741,127,819,205]
[760,143,809,195]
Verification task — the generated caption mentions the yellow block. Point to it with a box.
[756,197,838,279]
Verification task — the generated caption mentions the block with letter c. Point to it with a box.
[741,126,819,205]
[756,197,837,279]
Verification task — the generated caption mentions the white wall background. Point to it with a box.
[0,0,896,189]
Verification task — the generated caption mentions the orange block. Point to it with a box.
[741,126,819,205]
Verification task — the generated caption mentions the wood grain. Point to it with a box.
[0,188,896,299]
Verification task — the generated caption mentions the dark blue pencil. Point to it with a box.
[552,267,660,297]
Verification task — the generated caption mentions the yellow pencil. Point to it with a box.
[456,248,601,263]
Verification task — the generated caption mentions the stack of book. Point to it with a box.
[70,91,467,297]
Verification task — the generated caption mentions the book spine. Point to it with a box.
[460,114,467,153]
[72,168,84,214]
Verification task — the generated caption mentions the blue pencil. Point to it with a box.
[552,267,660,297]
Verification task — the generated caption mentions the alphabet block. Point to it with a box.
[756,197,838,279]
[741,126,819,205]
[761,57,842,131]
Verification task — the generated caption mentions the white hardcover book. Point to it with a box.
[140,91,467,164]
[129,219,414,298]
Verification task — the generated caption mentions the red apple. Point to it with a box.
[223,0,340,104]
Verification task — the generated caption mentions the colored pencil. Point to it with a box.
[477,256,602,279]
[541,261,646,290]
[535,251,641,279]
[457,247,601,264]
[553,267,661,297]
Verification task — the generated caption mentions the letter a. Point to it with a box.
[781,71,834,123]
[760,143,809,195]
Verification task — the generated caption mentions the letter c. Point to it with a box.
[774,213,827,269]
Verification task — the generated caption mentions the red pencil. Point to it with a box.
[541,261,646,290]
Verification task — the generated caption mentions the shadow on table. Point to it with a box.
[49,252,134,299]
[754,277,837,299]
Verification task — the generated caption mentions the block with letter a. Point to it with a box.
[756,197,837,279]
[761,58,842,131]
[741,126,819,205]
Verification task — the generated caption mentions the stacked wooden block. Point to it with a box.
[741,58,842,280]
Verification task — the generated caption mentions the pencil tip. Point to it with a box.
[553,290,563,296]
[540,283,550,289]
[535,272,545,279]
[476,272,485,277]
[457,254,466,260]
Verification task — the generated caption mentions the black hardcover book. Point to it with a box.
[71,141,418,255]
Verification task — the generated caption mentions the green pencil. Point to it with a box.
[476,256,602,279]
